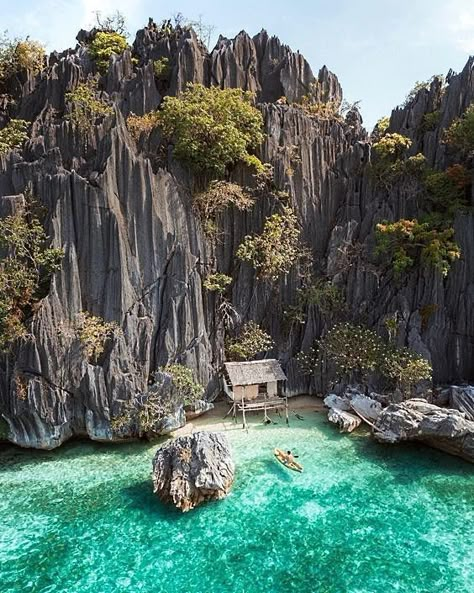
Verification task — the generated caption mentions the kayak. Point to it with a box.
[274,448,303,473]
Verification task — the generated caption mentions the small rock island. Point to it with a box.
[152,432,235,512]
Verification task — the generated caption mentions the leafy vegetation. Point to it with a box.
[153,57,170,79]
[299,99,342,121]
[424,165,471,220]
[318,322,432,391]
[0,119,28,154]
[403,75,444,106]
[163,363,204,405]
[285,279,345,327]
[370,133,427,186]
[126,111,160,142]
[194,180,255,236]
[373,133,412,160]
[319,323,385,379]
[155,83,264,177]
[111,363,203,437]
[65,79,113,133]
[236,206,301,281]
[88,31,128,73]
[0,199,63,350]
[202,273,232,294]
[421,110,441,132]
[375,219,461,277]
[0,34,45,84]
[445,104,474,153]
[75,312,118,362]
[371,116,390,141]
[378,347,432,392]
[226,321,273,361]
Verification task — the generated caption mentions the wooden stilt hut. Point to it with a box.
[222,360,288,429]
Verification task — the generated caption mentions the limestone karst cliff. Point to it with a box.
[0,20,472,448]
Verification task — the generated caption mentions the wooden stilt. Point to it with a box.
[285,391,289,426]
[242,394,247,430]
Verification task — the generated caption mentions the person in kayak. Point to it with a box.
[284,450,299,464]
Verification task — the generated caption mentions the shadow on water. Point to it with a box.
[0,437,158,473]
[348,428,474,483]
[260,458,293,482]
[122,480,184,521]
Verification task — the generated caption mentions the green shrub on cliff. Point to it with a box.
[226,321,273,361]
[371,116,390,141]
[153,57,170,79]
[317,322,432,391]
[445,104,474,153]
[0,34,45,84]
[202,273,232,294]
[89,31,128,73]
[162,363,204,405]
[379,347,432,391]
[156,83,264,177]
[65,79,113,132]
[424,165,471,219]
[236,206,301,281]
[126,111,160,141]
[111,363,203,436]
[375,219,460,277]
[403,75,444,106]
[370,133,426,186]
[194,180,255,237]
[75,312,119,362]
[0,119,28,154]
[0,198,63,350]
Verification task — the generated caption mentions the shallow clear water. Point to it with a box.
[1,411,474,593]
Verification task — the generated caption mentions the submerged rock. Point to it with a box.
[152,431,235,512]
[374,399,474,463]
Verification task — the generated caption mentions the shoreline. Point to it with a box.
[173,395,327,436]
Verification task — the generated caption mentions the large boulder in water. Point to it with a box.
[152,431,235,512]
[374,399,474,463]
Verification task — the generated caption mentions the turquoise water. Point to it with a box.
[1,412,474,593]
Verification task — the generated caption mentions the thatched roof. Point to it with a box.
[224,360,287,386]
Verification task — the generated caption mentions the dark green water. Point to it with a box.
[1,412,474,593]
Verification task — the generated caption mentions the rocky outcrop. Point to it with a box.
[324,387,382,432]
[0,20,473,448]
[324,393,361,432]
[152,431,234,512]
[327,406,361,433]
[374,399,474,462]
[448,385,474,421]
[185,400,214,420]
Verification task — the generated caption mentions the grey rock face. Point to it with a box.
[185,399,214,420]
[448,385,474,421]
[350,393,383,423]
[374,399,474,462]
[327,407,361,433]
[152,431,235,512]
[0,23,473,448]
[324,387,382,432]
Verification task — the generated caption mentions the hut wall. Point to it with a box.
[233,384,259,401]
[267,381,278,396]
